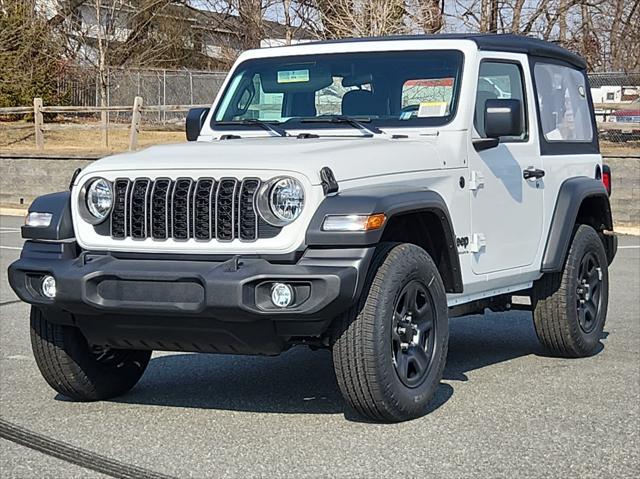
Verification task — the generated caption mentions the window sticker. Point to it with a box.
[277,69,310,83]
[418,101,448,117]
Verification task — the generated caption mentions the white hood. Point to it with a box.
[78,136,444,186]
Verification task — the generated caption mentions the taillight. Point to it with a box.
[602,164,612,196]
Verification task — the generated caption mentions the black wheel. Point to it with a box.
[533,224,609,357]
[332,243,449,422]
[30,307,151,401]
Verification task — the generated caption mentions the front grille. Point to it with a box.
[109,177,275,241]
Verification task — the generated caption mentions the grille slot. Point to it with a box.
[238,179,260,240]
[150,179,171,240]
[171,178,193,241]
[215,178,237,241]
[193,179,215,240]
[130,179,150,239]
[107,176,276,242]
[111,179,131,238]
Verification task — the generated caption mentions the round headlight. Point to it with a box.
[86,178,113,221]
[269,177,305,223]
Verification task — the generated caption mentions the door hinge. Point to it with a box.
[469,233,486,253]
[469,171,485,191]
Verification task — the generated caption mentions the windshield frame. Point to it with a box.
[210,49,465,133]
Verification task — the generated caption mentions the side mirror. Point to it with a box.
[484,99,522,138]
[186,107,210,141]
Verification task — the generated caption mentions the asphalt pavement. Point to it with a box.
[1,215,638,478]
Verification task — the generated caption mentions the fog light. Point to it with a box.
[41,275,56,299]
[271,283,294,308]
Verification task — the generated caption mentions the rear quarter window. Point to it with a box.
[534,63,593,142]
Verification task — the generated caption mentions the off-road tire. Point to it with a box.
[332,243,449,422]
[533,224,609,357]
[30,307,151,400]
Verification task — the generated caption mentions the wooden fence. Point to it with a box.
[1,98,639,151]
[0,97,209,151]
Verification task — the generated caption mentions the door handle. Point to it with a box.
[523,167,545,180]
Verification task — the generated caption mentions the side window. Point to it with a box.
[232,74,284,121]
[534,63,593,142]
[474,61,527,140]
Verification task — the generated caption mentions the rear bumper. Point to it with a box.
[8,241,374,354]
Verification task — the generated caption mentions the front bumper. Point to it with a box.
[8,241,373,355]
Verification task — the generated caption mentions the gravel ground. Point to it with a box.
[1,215,638,478]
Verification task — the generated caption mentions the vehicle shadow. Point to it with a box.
[108,310,604,419]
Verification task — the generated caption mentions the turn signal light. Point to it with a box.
[322,214,386,232]
[25,212,52,228]
[365,213,386,230]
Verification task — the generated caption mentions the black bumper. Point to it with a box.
[8,241,374,355]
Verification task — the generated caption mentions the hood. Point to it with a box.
[79,136,443,185]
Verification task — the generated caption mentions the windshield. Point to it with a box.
[212,50,464,131]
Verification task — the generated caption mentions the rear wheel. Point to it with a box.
[332,243,449,422]
[30,307,151,400]
[533,224,609,357]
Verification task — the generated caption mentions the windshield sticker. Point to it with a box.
[418,101,448,117]
[277,69,310,83]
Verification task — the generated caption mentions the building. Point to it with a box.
[36,1,313,69]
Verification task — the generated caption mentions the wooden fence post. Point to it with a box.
[101,108,109,148]
[33,98,44,150]
[129,96,143,151]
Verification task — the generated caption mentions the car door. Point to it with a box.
[468,56,544,275]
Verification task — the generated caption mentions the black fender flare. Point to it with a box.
[21,192,75,241]
[541,177,615,272]
[306,186,462,292]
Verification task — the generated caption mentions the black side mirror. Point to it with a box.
[186,107,210,141]
[484,98,522,138]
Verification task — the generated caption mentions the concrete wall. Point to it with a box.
[0,154,98,208]
[0,153,638,229]
[607,156,640,229]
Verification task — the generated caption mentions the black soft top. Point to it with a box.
[308,33,586,70]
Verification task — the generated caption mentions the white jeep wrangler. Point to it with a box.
[9,34,617,422]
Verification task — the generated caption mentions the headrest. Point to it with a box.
[341,90,386,117]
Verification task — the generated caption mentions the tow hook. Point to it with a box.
[223,255,243,272]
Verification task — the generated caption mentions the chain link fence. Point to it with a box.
[588,72,640,147]
[56,67,228,126]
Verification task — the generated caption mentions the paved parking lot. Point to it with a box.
[1,214,638,478]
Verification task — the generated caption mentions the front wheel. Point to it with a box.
[332,243,449,422]
[532,224,609,357]
[30,307,151,400]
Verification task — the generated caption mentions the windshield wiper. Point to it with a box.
[214,119,289,137]
[300,116,384,136]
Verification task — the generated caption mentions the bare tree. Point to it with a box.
[301,0,445,39]
[406,0,445,33]
[478,0,498,32]
[446,0,639,71]
[237,0,264,49]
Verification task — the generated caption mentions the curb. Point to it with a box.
[0,152,103,160]
[0,207,27,217]
[615,225,640,236]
